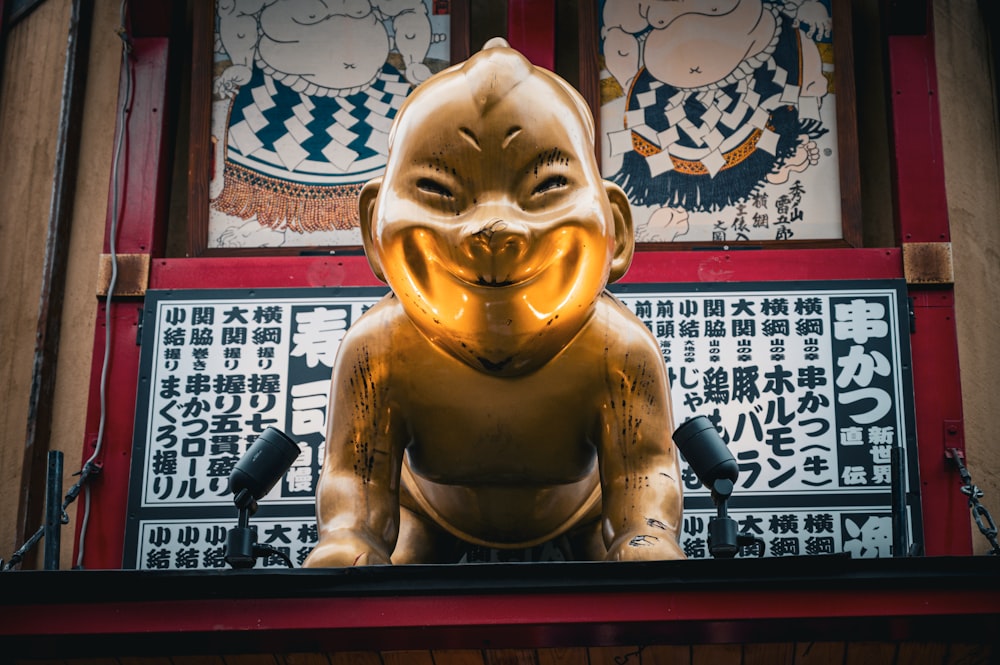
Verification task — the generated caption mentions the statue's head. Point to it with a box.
[359,38,634,376]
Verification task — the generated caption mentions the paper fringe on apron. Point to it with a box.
[211,160,363,233]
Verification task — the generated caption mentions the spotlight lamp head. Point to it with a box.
[672,415,739,504]
[672,415,765,559]
[229,426,301,513]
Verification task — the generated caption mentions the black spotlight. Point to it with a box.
[673,415,764,559]
[225,427,301,569]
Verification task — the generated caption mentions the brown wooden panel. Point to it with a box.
[328,652,383,665]
[222,656,279,665]
[640,645,691,665]
[484,649,537,665]
[844,642,899,664]
[895,642,948,665]
[944,643,996,665]
[0,0,68,570]
[742,643,794,665]
[588,646,644,665]
[793,642,846,665]
[690,645,741,665]
[280,654,332,665]
[536,648,589,665]
[382,651,436,665]
[119,658,173,665]
[168,657,226,665]
[432,650,489,665]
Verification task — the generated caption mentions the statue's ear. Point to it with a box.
[359,177,385,282]
[606,181,634,283]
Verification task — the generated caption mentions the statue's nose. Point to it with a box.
[458,218,532,284]
[466,218,529,260]
[473,218,527,254]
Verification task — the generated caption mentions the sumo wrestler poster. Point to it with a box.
[597,0,860,245]
[122,281,920,569]
[198,0,457,252]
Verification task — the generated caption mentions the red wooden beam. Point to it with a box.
[0,558,1000,658]
[907,290,970,555]
[76,37,173,569]
[506,0,554,70]
[125,0,178,39]
[103,37,172,256]
[887,34,950,244]
[886,22,970,554]
[146,248,904,292]
[624,247,903,283]
[74,300,143,569]
[7,588,995,636]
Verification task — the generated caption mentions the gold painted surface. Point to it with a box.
[304,39,683,567]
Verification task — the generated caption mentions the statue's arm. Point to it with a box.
[303,323,405,567]
[598,315,685,561]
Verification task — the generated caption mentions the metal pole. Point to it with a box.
[43,450,64,570]
[891,446,908,556]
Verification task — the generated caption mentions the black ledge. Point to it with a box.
[0,555,997,657]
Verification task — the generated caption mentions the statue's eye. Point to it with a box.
[533,176,567,195]
[417,178,453,198]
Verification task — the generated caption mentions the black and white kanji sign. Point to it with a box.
[124,281,920,569]
[614,280,920,560]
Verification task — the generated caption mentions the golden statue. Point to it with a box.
[303,38,684,566]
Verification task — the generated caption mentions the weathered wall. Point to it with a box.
[0,0,998,567]
[934,0,1000,555]
[0,0,71,567]
[0,0,119,569]
[47,0,122,568]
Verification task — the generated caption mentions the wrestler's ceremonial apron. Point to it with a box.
[213,60,411,232]
[609,8,827,213]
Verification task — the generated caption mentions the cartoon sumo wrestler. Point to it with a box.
[303,38,685,566]
[601,0,833,241]
[211,0,445,247]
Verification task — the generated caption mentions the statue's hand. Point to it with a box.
[605,530,685,561]
[303,530,393,567]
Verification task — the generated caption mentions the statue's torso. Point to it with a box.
[364,295,633,545]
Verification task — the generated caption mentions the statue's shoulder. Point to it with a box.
[589,291,662,354]
[595,291,644,327]
[338,293,422,352]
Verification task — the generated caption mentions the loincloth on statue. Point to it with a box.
[399,458,603,551]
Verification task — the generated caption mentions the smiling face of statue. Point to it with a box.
[360,41,633,376]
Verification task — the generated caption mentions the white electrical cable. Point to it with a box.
[75,0,132,568]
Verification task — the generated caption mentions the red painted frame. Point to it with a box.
[886,17,969,555]
[4,580,997,657]
[76,1,972,574]
[507,0,555,70]
[75,35,173,569]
